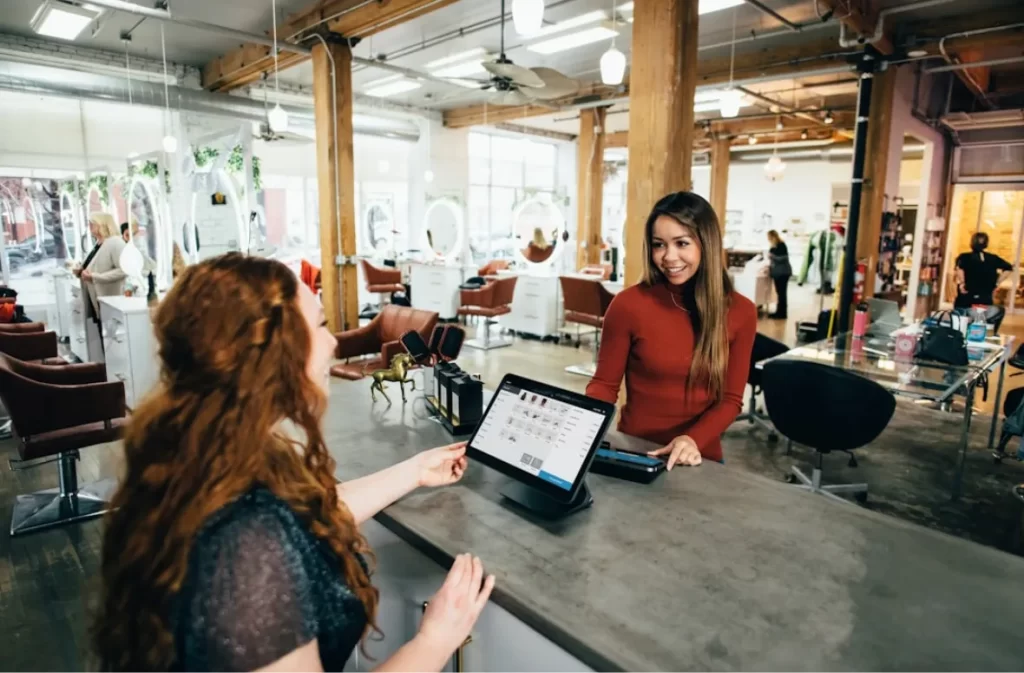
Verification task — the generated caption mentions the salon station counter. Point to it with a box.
[325,379,1024,672]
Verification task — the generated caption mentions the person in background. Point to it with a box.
[121,221,157,274]
[766,229,792,319]
[586,192,757,468]
[79,212,126,323]
[93,254,494,672]
[956,232,1012,309]
[524,227,553,263]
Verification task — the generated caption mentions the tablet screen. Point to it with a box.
[471,380,607,490]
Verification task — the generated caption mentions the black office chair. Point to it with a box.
[761,359,896,504]
[733,333,789,441]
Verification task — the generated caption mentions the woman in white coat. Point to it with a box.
[77,213,126,325]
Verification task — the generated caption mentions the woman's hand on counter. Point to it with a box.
[415,442,468,488]
[648,435,701,470]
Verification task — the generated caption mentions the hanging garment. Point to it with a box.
[798,230,838,285]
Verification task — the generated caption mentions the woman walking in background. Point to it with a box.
[767,229,792,319]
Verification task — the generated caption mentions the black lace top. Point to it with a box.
[171,488,367,671]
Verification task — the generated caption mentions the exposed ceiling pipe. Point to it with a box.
[926,55,1024,74]
[941,109,1024,130]
[735,143,924,161]
[742,0,801,32]
[0,60,420,143]
[837,0,961,47]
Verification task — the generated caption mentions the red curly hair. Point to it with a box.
[93,253,377,670]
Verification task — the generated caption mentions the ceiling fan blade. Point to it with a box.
[482,61,545,89]
[525,67,580,100]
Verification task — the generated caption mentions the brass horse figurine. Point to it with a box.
[370,352,417,403]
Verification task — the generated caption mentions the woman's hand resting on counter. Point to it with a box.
[648,435,701,470]
[415,442,469,488]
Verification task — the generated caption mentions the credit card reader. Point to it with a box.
[589,441,666,483]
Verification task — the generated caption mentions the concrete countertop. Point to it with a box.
[324,379,1024,671]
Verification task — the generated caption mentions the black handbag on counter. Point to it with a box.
[916,323,968,366]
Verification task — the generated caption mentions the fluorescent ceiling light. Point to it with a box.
[530,10,607,39]
[425,48,487,70]
[430,59,488,79]
[618,0,744,15]
[364,76,422,97]
[527,26,619,55]
[30,1,98,41]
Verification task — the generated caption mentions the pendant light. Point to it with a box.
[159,24,177,153]
[719,8,741,118]
[764,115,786,182]
[599,0,625,85]
[267,0,289,133]
[423,120,434,183]
[512,0,544,36]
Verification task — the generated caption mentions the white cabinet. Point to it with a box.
[99,296,158,409]
[502,274,562,339]
[67,281,103,363]
[349,520,590,673]
[410,264,464,320]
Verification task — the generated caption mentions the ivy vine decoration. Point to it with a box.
[225,145,262,192]
[193,146,219,168]
[88,175,110,205]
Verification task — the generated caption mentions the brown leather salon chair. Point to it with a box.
[360,259,405,315]
[559,276,615,378]
[330,305,439,380]
[0,353,126,536]
[458,276,517,350]
[0,327,67,365]
[477,259,510,278]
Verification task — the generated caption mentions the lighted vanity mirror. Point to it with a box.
[363,202,394,255]
[188,169,246,260]
[128,177,162,272]
[60,191,81,261]
[514,196,564,266]
[423,198,463,261]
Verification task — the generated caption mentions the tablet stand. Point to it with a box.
[500,480,593,519]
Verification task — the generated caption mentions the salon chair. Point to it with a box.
[330,305,438,380]
[0,327,67,365]
[458,276,517,350]
[0,353,126,536]
[579,264,613,281]
[734,333,789,440]
[761,359,895,505]
[559,276,615,378]
[477,259,510,278]
[360,259,405,319]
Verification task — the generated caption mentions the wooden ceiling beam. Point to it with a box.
[202,0,460,92]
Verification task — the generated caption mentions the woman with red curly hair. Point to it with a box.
[93,253,493,672]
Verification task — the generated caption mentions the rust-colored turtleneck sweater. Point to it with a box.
[585,281,757,462]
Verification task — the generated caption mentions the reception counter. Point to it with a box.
[324,379,1024,671]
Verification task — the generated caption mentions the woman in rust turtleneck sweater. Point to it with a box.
[586,192,757,468]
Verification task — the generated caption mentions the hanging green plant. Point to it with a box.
[194,146,219,168]
[139,160,159,181]
[88,175,110,205]
[225,145,262,192]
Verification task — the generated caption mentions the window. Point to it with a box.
[467,131,561,260]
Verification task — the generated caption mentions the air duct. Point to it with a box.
[0,59,420,143]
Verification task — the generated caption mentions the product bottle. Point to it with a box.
[852,302,869,339]
[967,305,987,343]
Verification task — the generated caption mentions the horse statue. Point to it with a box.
[370,352,417,404]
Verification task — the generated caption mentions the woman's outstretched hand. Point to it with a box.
[418,555,495,658]
[415,442,468,488]
[648,435,701,470]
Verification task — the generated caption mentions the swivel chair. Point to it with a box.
[761,359,895,505]
[734,333,789,440]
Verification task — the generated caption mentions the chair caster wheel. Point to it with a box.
[854,492,868,504]
[768,433,779,443]
[784,474,798,484]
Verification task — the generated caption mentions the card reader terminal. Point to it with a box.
[589,441,665,483]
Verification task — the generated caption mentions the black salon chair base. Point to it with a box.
[734,333,789,441]
[10,452,115,536]
[788,452,868,505]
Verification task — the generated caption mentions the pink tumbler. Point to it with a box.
[852,302,869,339]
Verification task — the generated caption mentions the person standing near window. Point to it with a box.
[586,192,757,468]
[955,232,1013,309]
[767,229,792,319]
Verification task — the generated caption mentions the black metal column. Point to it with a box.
[836,52,882,333]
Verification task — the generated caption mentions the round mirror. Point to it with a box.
[422,198,463,261]
[363,202,394,255]
[188,169,246,260]
[129,177,162,272]
[60,191,80,261]
[514,197,563,266]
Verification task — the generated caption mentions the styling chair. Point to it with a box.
[579,264,613,280]
[360,259,405,319]
[458,276,517,350]
[559,276,615,377]
[0,353,126,536]
[761,359,895,505]
[733,333,789,440]
[0,326,68,365]
[330,305,438,380]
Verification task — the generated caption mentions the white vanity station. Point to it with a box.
[410,198,466,320]
[499,196,570,340]
[99,296,158,409]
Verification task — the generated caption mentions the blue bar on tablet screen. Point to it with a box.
[537,471,572,490]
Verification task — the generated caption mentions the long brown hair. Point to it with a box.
[641,192,733,399]
[93,253,377,670]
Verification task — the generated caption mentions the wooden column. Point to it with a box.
[576,107,607,271]
[623,0,700,286]
[853,65,898,299]
[312,39,358,332]
[709,136,731,228]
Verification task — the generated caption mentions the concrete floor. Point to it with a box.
[2,283,1024,670]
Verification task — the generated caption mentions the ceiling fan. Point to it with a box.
[252,80,313,144]
[474,0,582,105]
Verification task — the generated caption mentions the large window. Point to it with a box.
[468,131,559,262]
